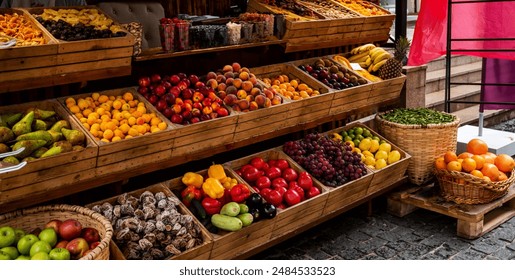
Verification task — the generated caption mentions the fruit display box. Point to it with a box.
[290,57,373,116]
[0,8,58,88]
[86,183,213,260]
[163,166,276,260]
[330,54,407,114]
[250,63,332,127]
[224,148,329,239]
[0,99,98,209]
[57,88,175,173]
[327,121,411,197]
[26,6,134,78]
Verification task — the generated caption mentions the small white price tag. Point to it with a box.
[350,63,363,71]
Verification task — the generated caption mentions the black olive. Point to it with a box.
[246,193,264,210]
[260,203,277,219]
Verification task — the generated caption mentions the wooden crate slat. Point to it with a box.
[55,57,131,74]
[172,134,235,158]
[57,47,133,64]
[96,149,172,174]
[0,66,57,83]
[323,171,374,215]
[0,55,57,72]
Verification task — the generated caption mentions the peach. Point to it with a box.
[237,89,248,99]
[233,78,243,89]
[224,71,234,79]
[240,67,250,73]
[206,71,217,80]
[224,94,238,106]
[225,77,234,86]
[249,76,258,85]
[250,87,262,96]
[226,85,238,95]
[223,65,233,73]
[216,74,226,84]
[245,95,254,102]
[264,97,272,108]
[217,83,227,92]
[239,71,249,81]
[255,94,266,107]
[249,101,259,111]
[206,79,218,90]
[232,62,241,73]
[218,90,227,100]
[232,104,241,112]
[264,88,275,99]
[242,81,254,92]
[271,95,282,105]
[237,99,250,110]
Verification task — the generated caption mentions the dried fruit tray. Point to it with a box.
[225,148,329,240]
[163,167,276,260]
[0,99,98,209]
[86,183,213,260]
[56,87,175,172]
[326,121,411,197]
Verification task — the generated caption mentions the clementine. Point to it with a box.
[470,170,484,178]
[494,154,515,173]
[447,160,462,172]
[482,153,496,164]
[444,151,458,164]
[458,152,474,159]
[471,155,485,170]
[481,163,499,181]
[498,171,508,181]
[466,138,489,155]
[462,158,477,173]
[435,157,447,170]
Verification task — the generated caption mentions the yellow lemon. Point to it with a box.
[362,151,374,158]
[359,138,371,151]
[375,150,388,160]
[375,158,387,169]
[364,156,376,166]
[353,147,362,154]
[369,139,380,153]
[388,150,401,164]
[379,142,392,153]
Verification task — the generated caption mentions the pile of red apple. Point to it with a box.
[137,73,230,125]
[235,157,321,209]
[0,219,101,260]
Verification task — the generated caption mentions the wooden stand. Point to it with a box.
[387,184,515,239]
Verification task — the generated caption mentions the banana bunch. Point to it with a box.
[356,69,382,82]
[333,55,352,69]
[348,43,376,69]
[367,47,392,73]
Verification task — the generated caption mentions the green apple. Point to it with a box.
[0,246,19,260]
[0,250,11,260]
[38,228,58,247]
[0,226,16,248]
[29,240,52,257]
[14,229,25,243]
[49,248,70,260]
[31,251,50,260]
[17,234,39,255]
[15,255,31,260]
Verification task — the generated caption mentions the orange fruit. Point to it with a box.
[471,155,485,170]
[462,158,477,173]
[481,163,499,181]
[435,157,446,170]
[447,160,462,172]
[444,151,458,163]
[494,154,515,173]
[458,152,474,159]
[482,152,496,164]
[467,138,489,155]
[498,171,508,181]
[470,170,484,178]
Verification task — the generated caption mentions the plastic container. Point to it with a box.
[159,23,175,52]
[175,21,190,51]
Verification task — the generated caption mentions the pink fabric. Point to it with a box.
[408,0,515,66]
[481,58,515,110]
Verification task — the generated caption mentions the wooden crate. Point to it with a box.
[170,110,237,160]
[56,88,175,172]
[327,121,411,196]
[224,148,329,239]
[26,6,134,75]
[250,62,333,126]
[0,99,98,207]
[86,183,213,260]
[0,8,58,84]
[163,167,276,260]
[388,184,515,239]
[247,0,369,53]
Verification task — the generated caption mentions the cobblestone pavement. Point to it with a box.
[251,197,515,260]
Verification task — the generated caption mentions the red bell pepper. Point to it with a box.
[181,185,202,207]
[201,197,222,215]
[230,183,251,203]
[217,188,232,205]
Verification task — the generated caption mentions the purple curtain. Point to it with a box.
[480,58,515,110]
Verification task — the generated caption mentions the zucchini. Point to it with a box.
[191,199,207,220]
[211,214,243,232]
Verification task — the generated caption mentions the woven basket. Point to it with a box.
[0,204,113,260]
[375,111,460,185]
[434,169,515,204]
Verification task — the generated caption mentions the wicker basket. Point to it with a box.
[435,169,515,204]
[375,111,460,185]
[0,204,113,260]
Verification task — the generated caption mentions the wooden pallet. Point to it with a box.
[387,184,515,239]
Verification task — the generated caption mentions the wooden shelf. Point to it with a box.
[133,38,286,61]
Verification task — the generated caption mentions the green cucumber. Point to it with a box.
[237,213,253,227]
[220,202,240,217]
[211,214,243,232]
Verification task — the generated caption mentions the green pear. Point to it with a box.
[0,113,22,127]
[51,140,72,152]
[0,143,9,153]
[22,157,36,162]
[61,128,85,146]
[2,156,19,165]
[11,111,34,136]
[0,127,14,143]
[31,147,49,158]
[16,130,52,143]
[11,140,47,159]
[26,108,56,120]
[32,119,48,131]
[49,120,70,132]
[46,130,62,144]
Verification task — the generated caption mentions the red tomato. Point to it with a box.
[282,168,298,182]
[275,159,290,170]
[284,189,302,206]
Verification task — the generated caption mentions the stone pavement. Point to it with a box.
[251,197,515,260]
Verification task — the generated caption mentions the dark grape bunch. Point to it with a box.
[283,132,367,187]
[37,18,126,41]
